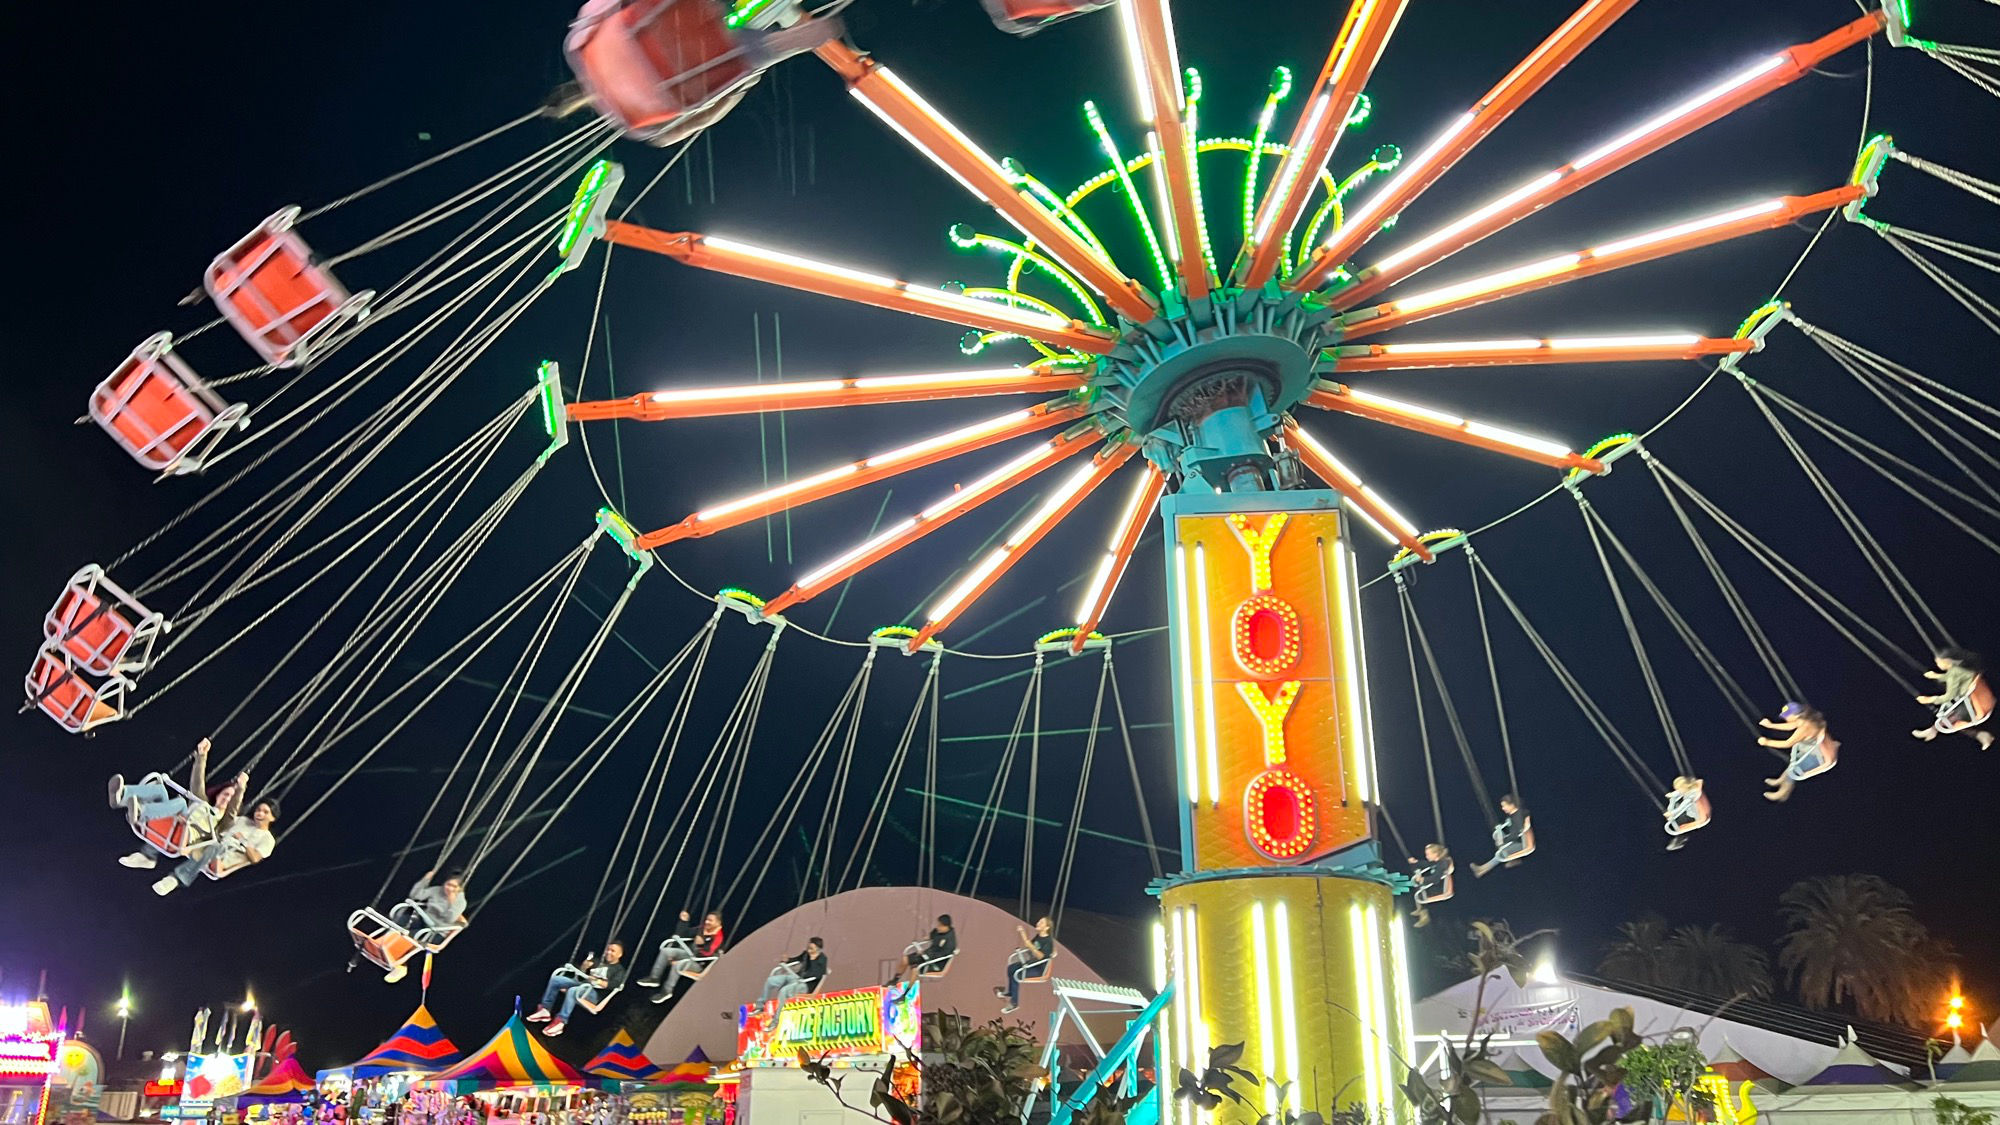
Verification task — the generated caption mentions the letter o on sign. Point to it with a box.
[1243,768,1317,859]
[1231,592,1302,678]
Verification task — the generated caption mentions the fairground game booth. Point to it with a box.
[731,983,921,1125]
[0,1002,60,1125]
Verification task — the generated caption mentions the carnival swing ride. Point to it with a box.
[30,0,1998,1118]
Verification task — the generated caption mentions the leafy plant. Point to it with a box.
[1528,1006,1646,1125]
[1619,1040,1708,1122]
[801,1013,1049,1125]
[1934,1095,1998,1125]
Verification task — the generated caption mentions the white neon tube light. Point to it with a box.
[1251,905,1279,1117]
[1589,199,1783,258]
[1194,542,1221,805]
[1345,388,1466,427]
[1338,111,1473,233]
[1372,171,1560,272]
[1464,421,1573,458]
[1350,903,1384,1116]
[1570,56,1785,170]
[1359,486,1419,538]
[1273,900,1301,1115]
[1174,544,1201,803]
[1333,542,1374,802]
[1386,252,1582,315]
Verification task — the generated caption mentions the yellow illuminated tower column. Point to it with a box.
[1157,491,1412,1123]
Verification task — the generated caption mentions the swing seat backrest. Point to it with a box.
[565,0,841,146]
[573,984,622,1015]
[25,644,128,733]
[677,953,720,981]
[348,907,423,972]
[1415,875,1454,905]
[45,565,165,677]
[205,208,369,369]
[126,772,221,857]
[1013,952,1057,985]
[1940,676,1995,732]
[89,334,247,474]
[979,0,1120,36]
[917,951,955,978]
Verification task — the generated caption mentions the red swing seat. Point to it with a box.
[205,207,372,368]
[44,565,166,678]
[124,773,222,858]
[565,0,842,147]
[89,334,248,474]
[25,643,129,733]
[1938,675,1995,734]
[980,0,1121,35]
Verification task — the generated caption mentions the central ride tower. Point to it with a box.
[1125,284,1414,1124]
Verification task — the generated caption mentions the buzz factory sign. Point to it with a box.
[1173,506,1373,869]
[736,984,921,1066]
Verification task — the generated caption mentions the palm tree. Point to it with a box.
[1664,923,1773,999]
[1778,874,1948,1025]
[1598,917,1673,987]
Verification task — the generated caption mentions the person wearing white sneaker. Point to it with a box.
[155,795,278,895]
[529,942,628,1036]
[112,738,240,871]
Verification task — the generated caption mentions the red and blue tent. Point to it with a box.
[423,1010,583,1090]
[347,1005,464,1078]
[582,1031,666,1083]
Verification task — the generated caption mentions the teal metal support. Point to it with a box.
[1044,981,1176,1125]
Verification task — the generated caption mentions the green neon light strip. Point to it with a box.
[1184,68,1219,282]
[1242,67,1293,266]
[536,360,564,439]
[1085,100,1173,294]
[725,0,783,29]
[1005,159,1112,261]
[557,161,612,259]
[1298,146,1402,258]
[952,225,1106,325]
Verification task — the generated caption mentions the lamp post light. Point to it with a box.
[116,992,132,1061]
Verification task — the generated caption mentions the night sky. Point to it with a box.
[4,0,1996,1073]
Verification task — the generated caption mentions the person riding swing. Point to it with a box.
[1759,702,1838,802]
[1470,795,1533,877]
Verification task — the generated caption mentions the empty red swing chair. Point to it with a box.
[44,565,166,679]
[565,0,842,147]
[979,0,1121,36]
[25,643,130,734]
[90,333,247,474]
[205,207,372,369]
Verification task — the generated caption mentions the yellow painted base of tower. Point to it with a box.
[1159,874,1413,1124]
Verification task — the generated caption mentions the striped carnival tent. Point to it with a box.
[1796,1030,1915,1089]
[348,1005,464,1078]
[242,1057,316,1101]
[583,1031,666,1083]
[423,1010,583,1090]
[659,1047,713,1084]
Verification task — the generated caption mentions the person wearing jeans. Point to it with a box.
[760,939,827,1003]
[994,916,1054,1013]
[528,942,627,1036]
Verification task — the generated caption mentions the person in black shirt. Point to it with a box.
[639,910,726,1002]
[527,941,628,1036]
[760,938,828,1002]
[1471,795,1533,877]
[891,914,958,986]
[1406,844,1453,928]
[994,916,1054,1013]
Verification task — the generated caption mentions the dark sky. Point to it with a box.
[4,0,1996,1073]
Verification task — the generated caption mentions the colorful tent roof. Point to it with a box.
[1706,1039,1790,1092]
[349,1005,464,1077]
[661,1047,713,1084]
[424,1010,583,1088]
[1946,1029,2000,1084]
[1797,1030,1913,1089]
[583,1031,665,1082]
[244,1057,316,1099]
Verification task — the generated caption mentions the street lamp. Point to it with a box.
[115,991,132,1061]
[1947,992,1967,1031]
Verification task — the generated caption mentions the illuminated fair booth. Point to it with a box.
[733,985,921,1125]
[0,1001,61,1125]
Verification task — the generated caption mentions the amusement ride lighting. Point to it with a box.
[1464,421,1574,459]
[1372,172,1562,274]
[1348,904,1385,1116]
[1377,337,1541,354]
[1570,56,1785,170]
[1194,542,1222,805]
[1364,905,1397,1116]
[1389,915,1417,1062]
[1345,387,1462,426]
[1151,920,1169,992]
[1333,542,1374,802]
[1547,333,1701,348]
[1074,466,1165,628]
[1340,112,1472,235]
[1174,544,1201,804]
[1589,199,1782,256]
[921,452,1120,634]
[1254,92,1332,247]
[1359,486,1420,539]
[1251,906,1280,1116]
[849,67,1000,206]
[1382,253,1581,316]
[1272,900,1301,1115]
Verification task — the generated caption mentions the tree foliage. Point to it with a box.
[1778,874,1958,1025]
